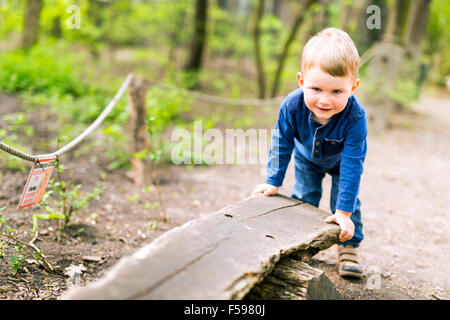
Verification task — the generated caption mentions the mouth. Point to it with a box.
[316,106,333,112]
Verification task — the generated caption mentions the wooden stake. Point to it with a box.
[128,76,150,185]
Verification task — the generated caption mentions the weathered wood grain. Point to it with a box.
[62,194,340,300]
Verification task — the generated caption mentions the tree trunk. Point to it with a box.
[86,0,110,59]
[251,0,266,99]
[403,0,431,57]
[402,0,431,98]
[168,6,187,67]
[339,0,353,32]
[271,0,317,98]
[353,0,379,48]
[272,0,280,17]
[382,0,410,44]
[361,0,432,131]
[22,0,43,49]
[51,15,62,38]
[314,0,329,31]
[347,0,368,33]
[361,42,405,131]
[218,0,229,10]
[185,0,208,73]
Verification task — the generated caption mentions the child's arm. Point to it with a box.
[252,100,296,196]
[265,101,297,186]
[324,111,367,241]
[336,113,367,213]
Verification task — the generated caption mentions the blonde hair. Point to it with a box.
[301,28,360,80]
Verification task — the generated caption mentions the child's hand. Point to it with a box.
[323,211,355,242]
[252,184,279,196]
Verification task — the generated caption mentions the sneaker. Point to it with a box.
[337,245,363,278]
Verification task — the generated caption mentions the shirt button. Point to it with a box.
[331,141,336,145]
[314,149,319,153]
[315,141,320,146]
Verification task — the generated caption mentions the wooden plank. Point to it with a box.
[62,194,340,300]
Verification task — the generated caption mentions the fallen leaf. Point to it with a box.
[64,264,87,278]
[82,256,105,263]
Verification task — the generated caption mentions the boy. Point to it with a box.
[252,28,367,278]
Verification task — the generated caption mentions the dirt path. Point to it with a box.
[165,89,450,300]
[310,91,450,300]
[0,89,449,300]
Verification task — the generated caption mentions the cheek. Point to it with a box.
[303,94,317,107]
[332,95,349,109]
[333,95,348,107]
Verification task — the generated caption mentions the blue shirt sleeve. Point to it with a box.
[336,112,368,213]
[265,100,296,187]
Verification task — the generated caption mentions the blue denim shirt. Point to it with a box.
[266,88,368,213]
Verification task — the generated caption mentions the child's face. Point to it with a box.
[297,66,359,124]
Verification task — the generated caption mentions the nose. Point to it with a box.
[318,92,332,106]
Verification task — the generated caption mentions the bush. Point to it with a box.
[0,41,87,97]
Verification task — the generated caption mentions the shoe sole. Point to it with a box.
[339,269,364,279]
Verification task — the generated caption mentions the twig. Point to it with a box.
[0,233,54,272]
[29,231,39,245]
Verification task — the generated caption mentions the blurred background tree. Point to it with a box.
[0,0,448,137]
[22,0,43,49]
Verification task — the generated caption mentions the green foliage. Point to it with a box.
[145,86,193,163]
[9,249,25,276]
[33,166,104,232]
[0,125,27,172]
[142,185,155,194]
[145,202,159,210]
[1,0,447,183]
[0,42,87,96]
[0,206,49,275]
[148,220,158,230]
[424,0,450,83]
[0,40,130,172]
[387,78,419,108]
[209,5,253,59]
[260,14,285,60]
[127,192,140,203]
[0,0,25,39]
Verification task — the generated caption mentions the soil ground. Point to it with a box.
[0,87,449,300]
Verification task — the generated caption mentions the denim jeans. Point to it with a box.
[290,153,364,248]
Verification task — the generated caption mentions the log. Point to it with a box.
[245,258,342,300]
[62,194,341,300]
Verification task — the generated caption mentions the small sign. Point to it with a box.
[18,156,57,209]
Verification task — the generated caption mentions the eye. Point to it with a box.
[332,89,342,94]
[312,87,321,92]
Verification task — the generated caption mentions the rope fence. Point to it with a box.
[147,79,285,107]
[0,73,134,163]
[1,47,375,164]
[0,73,287,163]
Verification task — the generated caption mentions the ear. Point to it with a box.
[351,78,360,93]
[297,72,304,88]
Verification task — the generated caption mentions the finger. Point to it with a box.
[343,232,354,242]
[339,230,348,241]
[323,215,335,223]
[252,187,263,195]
